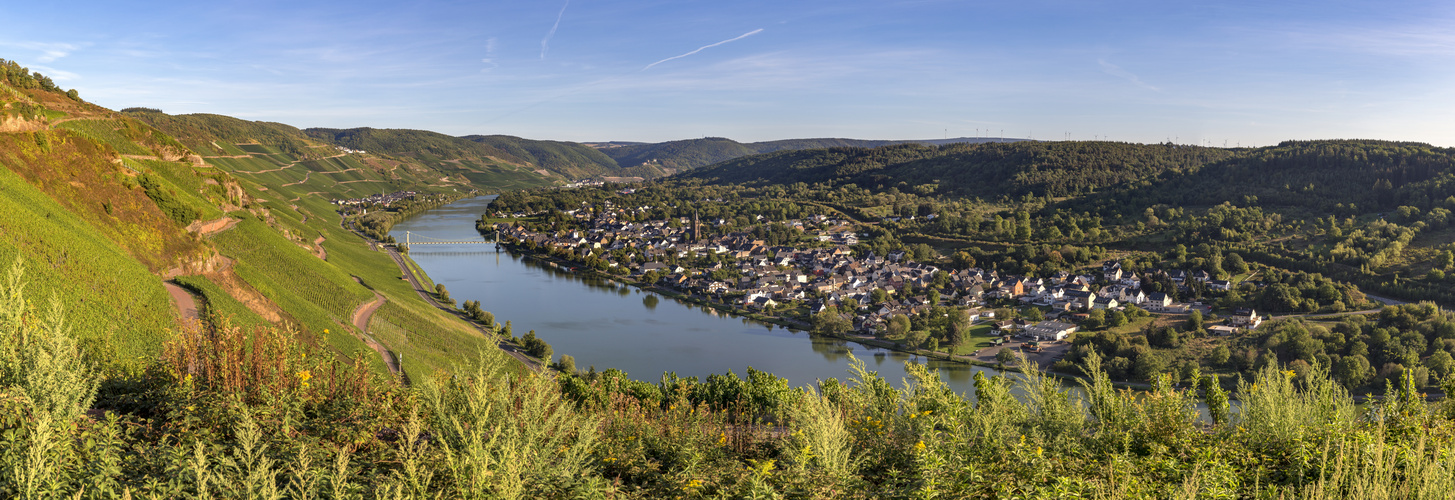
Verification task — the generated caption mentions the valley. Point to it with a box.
[5,56,1455,497]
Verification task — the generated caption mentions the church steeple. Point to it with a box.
[692,209,700,242]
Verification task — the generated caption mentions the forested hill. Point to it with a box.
[597,136,1019,173]
[1155,140,1455,212]
[680,140,1232,199]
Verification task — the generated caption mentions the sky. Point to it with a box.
[2,0,1453,146]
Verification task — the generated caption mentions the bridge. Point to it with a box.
[404,231,493,245]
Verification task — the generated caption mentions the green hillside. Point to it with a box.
[1,61,513,380]
[305,127,661,185]
[462,134,639,179]
[121,109,318,158]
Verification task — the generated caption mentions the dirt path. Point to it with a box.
[235,163,296,174]
[187,216,239,236]
[164,281,203,329]
[283,171,312,186]
[313,235,327,260]
[350,291,403,378]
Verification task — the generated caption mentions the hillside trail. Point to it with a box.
[163,281,203,330]
[283,171,313,186]
[350,284,404,379]
[187,216,239,236]
[313,235,327,260]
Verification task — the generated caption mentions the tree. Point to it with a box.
[812,310,852,335]
[556,354,577,374]
[996,348,1016,368]
[952,251,976,269]
[1108,310,1128,328]
[1427,350,1455,378]
[1333,354,1372,389]
[1210,345,1231,366]
[907,329,930,349]
[886,314,911,339]
[1227,253,1249,274]
[1134,353,1168,382]
[1186,310,1204,334]
[435,283,455,306]
[1083,308,1106,330]
[945,308,970,346]
[1023,307,1045,322]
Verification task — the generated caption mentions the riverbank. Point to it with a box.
[481,237,1155,388]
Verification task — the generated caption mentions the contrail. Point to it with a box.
[540,0,570,59]
[643,28,764,70]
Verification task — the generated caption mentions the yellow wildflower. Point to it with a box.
[915,441,926,452]
[717,433,727,446]
[1036,446,1043,456]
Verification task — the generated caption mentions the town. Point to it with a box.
[489,201,1268,362]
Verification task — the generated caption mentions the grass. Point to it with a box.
[212,218,373,355]
[949,323,997,355]
[172,275,270,331]
[0,166,175,368]
[54,119,155,156]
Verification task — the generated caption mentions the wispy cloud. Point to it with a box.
[1098,59,1159,92]
[2,41,84,63]
[30,65,79,81]
[541,0,570,60]
[643,29,764,70]
[482,37,499,71]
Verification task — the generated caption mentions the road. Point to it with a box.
[384,245,540,371]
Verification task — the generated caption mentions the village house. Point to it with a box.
[1023,321,1078,341]
[1228,308,1263,329]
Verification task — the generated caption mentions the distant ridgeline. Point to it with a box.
[678,139,1455,213]
[596,135,1023,173]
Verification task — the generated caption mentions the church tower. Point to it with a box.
[692,209,700,242]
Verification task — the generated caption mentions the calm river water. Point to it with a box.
[392,196,1023,395]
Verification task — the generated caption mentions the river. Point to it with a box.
[392,196,1041,395]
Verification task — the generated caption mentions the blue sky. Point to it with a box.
[3,0,1452,146]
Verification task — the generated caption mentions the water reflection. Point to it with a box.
[391,196,1057,399]
[810,336,852,364]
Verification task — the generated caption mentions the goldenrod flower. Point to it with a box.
[915,441,926,452]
